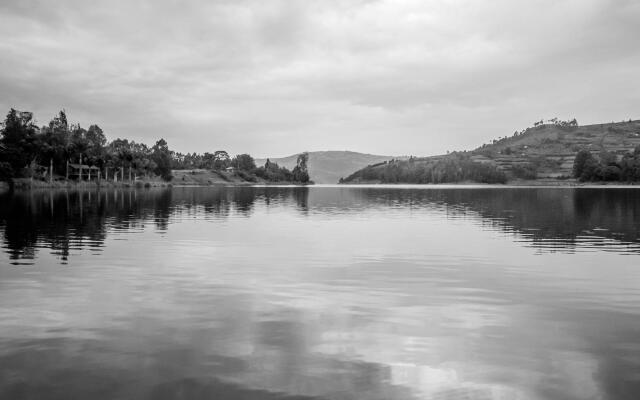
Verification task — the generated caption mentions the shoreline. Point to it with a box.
[4,179,640,193]
[0,179,313,192]
[336,179,640,188]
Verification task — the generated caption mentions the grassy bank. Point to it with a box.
[9,178,171,190]
[3,169,312,191]
[171,169,312,186]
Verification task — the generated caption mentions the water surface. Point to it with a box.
[1,186,639,400]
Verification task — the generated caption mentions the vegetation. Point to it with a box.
[256,150,395,184]
[340,117,640,185]
[341,153,507,184]
[455,118,640,182]
[572,147,640,182]
[0,108,311,185]
[253,153,310,183]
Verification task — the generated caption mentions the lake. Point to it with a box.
[1,185,639,400]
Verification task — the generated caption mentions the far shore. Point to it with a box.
[0,176,312,193]
[4,178,640,193]
[336,179,640,187]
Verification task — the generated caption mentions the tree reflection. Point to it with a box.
[2,187,640,264]
[0,187,313,264]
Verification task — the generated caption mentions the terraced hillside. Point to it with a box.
[470,120,640,179]
[343,119,640,183]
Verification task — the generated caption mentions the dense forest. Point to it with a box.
[340,152,508,184]
[0,109,310,185]
[573,147,640,182]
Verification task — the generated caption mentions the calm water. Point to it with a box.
[1,186,640,400]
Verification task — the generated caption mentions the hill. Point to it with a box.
[256,151,400,184]
[469,119,640,179]
[342,119,640,184]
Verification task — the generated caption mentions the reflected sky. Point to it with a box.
[0,186,639,400]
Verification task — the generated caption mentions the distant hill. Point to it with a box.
[342,119,640,183]
[256,151,401,183]
[467,119,640,179]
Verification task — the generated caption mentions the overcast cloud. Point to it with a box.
[1,0,639,157]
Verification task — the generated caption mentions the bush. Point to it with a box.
[512,163,537,179]
[573,150,596,179]
[236,170,257,182]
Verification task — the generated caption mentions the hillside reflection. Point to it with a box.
[2,186,640,264]
[321,187,640,252]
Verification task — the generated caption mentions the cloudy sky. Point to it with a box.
[1,0,639,157]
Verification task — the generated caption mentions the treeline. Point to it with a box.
[341,153,507,184]
[203,152,311,183]
[0,108,310,184]
[0,109,173,182]
[573,147,640,181]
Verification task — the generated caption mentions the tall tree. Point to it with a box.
[232,154,256,171]
[573,149,596,179]
[292,152,310,183]
[152,138,173,181]
[0,109,39,176]
[213,150,230,170]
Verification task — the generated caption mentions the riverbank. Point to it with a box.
[171,169,312,186]
[1,169,311,191]
[339,178,640,186]
[8,178,171,190]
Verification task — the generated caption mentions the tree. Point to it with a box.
[152,138,173,181]
[573,149,596,179]
[620,146,640,181]
[292,152,310,183]
[232,154,256,171]
[202,152,216,169]
[582,156,602,181]
[599,150,617,166]
[38,110,73,175]
[85,125,107,166]
[0,109,39,177]
[213,150,230,170]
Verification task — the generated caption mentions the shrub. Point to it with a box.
[512,163,537,179]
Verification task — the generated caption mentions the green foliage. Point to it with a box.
[232,154,256,171]
[572,149,594,179]
[1,108,173,182]
[342,154,507,184]
[572,147,640,182]
[235,170,257,182]
[512,163,538,179]
[0,109,39,177]
[152,139,173,181]
[254,159,293,182]
[213,150,230,170]
[1,108,315,184]
[253,155,312,184]
[292,152,310,183]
